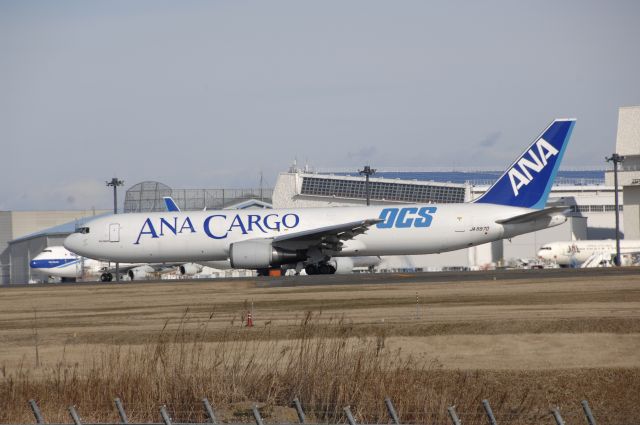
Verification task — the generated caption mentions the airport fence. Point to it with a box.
[21,397,604,425]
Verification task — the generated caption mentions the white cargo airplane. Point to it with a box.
[537,239,640,266]
[65,119,575,275]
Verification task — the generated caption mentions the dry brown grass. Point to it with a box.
[1,275,639,424]
[1,313,639,425]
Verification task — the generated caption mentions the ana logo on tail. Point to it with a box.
[508,138,559,196]
[473,119,575,209]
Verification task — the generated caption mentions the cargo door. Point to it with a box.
[109,223,120,242]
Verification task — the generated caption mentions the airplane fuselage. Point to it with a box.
[65,203,565,263]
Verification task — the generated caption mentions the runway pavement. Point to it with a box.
[6,266,640,288]
[257,266,640,287]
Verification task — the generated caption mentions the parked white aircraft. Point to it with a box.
[30,246,146,281]
[30,246,189,281]
[65,119,575,275]
[537,240,640,266]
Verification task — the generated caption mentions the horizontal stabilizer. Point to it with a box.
[495,206,568,225]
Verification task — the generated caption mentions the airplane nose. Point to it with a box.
[64,233,83,253]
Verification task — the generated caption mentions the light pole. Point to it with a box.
[106,177,124,281]
[359,165,376,206]
[606,154,624,266]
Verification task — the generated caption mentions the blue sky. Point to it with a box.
[1,1,639,210]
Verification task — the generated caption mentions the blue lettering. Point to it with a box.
[414,207,437,228]
[264,214,281,231]
[134,218,159,244]
[247,214,266,233]
[376,208,398,228]
[228,215,248,234]
[396,207,417,228]
[282,213,299,229]
[179,217,196,233]
[203,214,228,239]
[160,217,177,236]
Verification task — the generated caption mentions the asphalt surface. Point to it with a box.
[5,266,640,289]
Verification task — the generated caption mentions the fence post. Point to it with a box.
[68,406,82,425]
[344,406,358,425]
[385,397,400,425]
[252,405,265,425]
[293,397,306,424]
[160,406,173,425]
[202,398,218,424]
[447,406,462,425]
[28,399,45,424]
[482,400,498,425]
[114,398,129,424]
[581,400,597,425]
[551,408,565,425]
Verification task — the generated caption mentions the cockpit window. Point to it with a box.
[43,249,52,253]
[539,247,552,250]
[76,227,90,234]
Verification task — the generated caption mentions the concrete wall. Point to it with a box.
[622,186,640,240]
[615,106,640,156]
[0,213,13,284]
[604,106,640,241]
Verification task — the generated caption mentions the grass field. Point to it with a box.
[1,274,639,424]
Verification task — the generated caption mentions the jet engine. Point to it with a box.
[230,239,305,269]
[179,263,204,276]
[127,265,155,280]
[328,257,355,274]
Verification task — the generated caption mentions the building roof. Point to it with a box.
[9,213,111,244]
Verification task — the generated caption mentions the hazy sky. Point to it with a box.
[2,1,639,210]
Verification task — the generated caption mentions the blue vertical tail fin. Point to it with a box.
[473,118,576,209]
[163,196,181,212]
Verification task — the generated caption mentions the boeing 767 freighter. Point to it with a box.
[65,119,575,275]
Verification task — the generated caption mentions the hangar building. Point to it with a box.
[0,210,110,284]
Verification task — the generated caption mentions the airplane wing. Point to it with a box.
[495,206,568,225]
[272,218,382,251]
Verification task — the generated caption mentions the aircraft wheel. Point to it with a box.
[106,273,113,282]
[100,273,109,282]
[305,264,318,275]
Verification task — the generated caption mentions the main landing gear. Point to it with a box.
[304,262,336,275]
[100,272,113,282]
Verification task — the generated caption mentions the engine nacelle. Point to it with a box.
[328,257,355,274]
[180,263,203,276]
[328,256,381,274]
[127,265,155,280]
[230,239,304,269]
